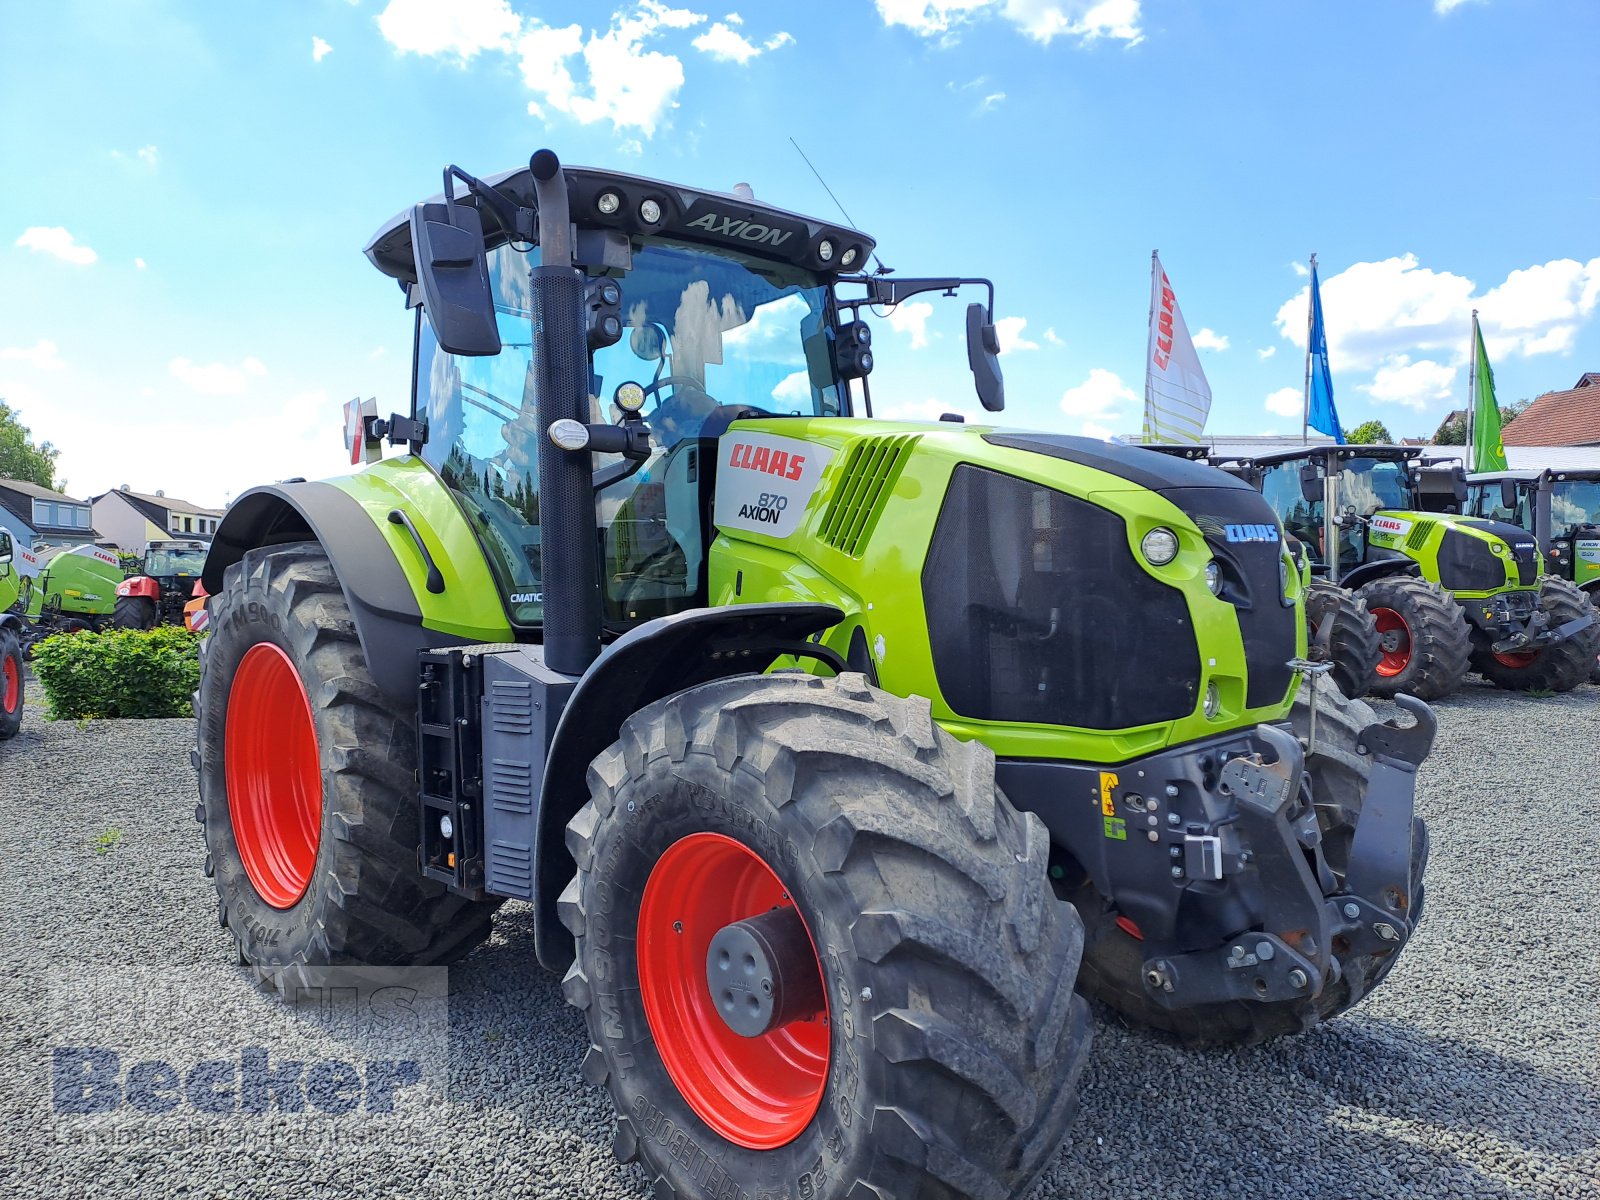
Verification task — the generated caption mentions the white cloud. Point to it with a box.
[876,0,1142,44]
[0,340,64,370]
[1265,387,1302,418]
[883,301,935,349]
[313,36,334,61]
[1043,327,1064,346]
[693,20,789,62]
[169,356,268,397]
[1290,261,1309,278]
[111,145,159,169]
[1257,346,1276,360]
[980,91,1006,111]
[518,5,707,136]
[1358,354,1456,411]
[376,0,520,59]
[1190,327,1229,352]
[874,396,985,424]
[1059,367,1135,420]
[1434,0,1483,13]
[134,257,147,270]
[1080,421,1115,441]
[995,316,1038,353]
[15,226,98,265]
[771,370,812,407]
[1273,253,1600,372]
[722,293,808,364]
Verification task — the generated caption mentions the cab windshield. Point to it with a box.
[1551,479,1600,539]
[1338,457,1413,515]
[416,238,841,627]
[147,549,207,576]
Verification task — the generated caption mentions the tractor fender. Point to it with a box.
[202,482,465,705]
[116,576,160,600]
[1341,558,1420,592]
[532,601,845,971]
[0,612,23,635]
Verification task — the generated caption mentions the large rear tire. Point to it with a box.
[113,595,158,630]
[1067,675,1426,1047]
[1304,579,1381,698]
[193,542,498,972]
[0,625,23,740]
[1471,576,1600,693]
[562,672,1091,1200]
[1355,574,1471,700]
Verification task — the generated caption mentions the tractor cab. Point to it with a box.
[1468,468,1600,591]
[1415,458,1470,514]
[115,538,209,629]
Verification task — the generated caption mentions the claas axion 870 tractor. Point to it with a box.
[195,150,1435,1200]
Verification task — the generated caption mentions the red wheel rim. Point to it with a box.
[225,643,322,909]
[637,832,829,1150]
[1370,607,1413,677]
[1491,650,1538,668]
[2,652,18,714]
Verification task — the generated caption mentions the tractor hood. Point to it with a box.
[1369,510,1541,591]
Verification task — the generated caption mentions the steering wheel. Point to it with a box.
[636,375,719,447]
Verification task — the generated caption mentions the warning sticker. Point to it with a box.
[713,431,834,540]
[1103,816,1127,841]
[1099,771,1119,817]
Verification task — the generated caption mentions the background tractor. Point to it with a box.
[1466,467,1600,682]
[114,538,208,629]
[0,530,25,738]
[1224,445,1596,698]
[194,150,1435,1200]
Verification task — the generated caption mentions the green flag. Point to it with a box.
[1472,315,1508,472]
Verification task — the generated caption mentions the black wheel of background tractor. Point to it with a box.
[193,541,498,975]
[1354,574,1471,700]
[1065,675,1427,1047]
[1470,575,1599,692]
[561,672,1091,1200]
[113,595,158,630]
[1304,579,1381,698]
[0,625,23,740]
[1588,587,1600,684]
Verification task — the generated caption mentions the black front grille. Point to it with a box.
[922,466,1199,730]
[1438,527,1511,592]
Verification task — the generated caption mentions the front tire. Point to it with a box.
[1304,580,1381,698]
[0,626,23,740]
[1470,576,1600,692]
[562,672,1091,1200]
[113,595,158,630]
[1067,676,1427,1046]
[1355,575,1471,700]
[194,542,497,971]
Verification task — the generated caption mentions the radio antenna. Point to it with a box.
[789,137,889,274]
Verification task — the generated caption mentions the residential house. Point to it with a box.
[1501,372,1600,450]
[90,487,226,551]
[0,478,99,550]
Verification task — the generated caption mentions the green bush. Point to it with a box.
[32,626,201,719]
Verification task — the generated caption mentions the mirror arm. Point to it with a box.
[444,164,534,245]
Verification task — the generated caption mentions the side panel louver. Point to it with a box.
[819,436,913,557]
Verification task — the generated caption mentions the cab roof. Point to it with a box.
[364,162,876,286]
[1231,444,1423,469]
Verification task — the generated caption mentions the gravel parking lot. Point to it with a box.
[2,675,1596,1200]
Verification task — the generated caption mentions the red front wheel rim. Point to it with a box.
[225,643,322,909]
[1491,650,1539,668]
[1371,607,1413,677]
[637,832,830,1150]
[2,653,18,714]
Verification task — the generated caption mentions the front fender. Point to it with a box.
[116,577,161,600]
[1342,557,1420,592]
[532,601,843,970]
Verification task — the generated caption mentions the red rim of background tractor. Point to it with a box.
[1370,607,1414,677]
[225,643,322,909]
[1490,649,1539,669]
[2,652,18,714]
[636,832,830,1150]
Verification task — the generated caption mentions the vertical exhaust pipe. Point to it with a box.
[528,149,602,676]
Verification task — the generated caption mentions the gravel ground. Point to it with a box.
[1,672,1596,1200]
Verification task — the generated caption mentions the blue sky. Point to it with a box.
[2,0,1596,507]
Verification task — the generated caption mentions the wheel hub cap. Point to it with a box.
[1370,607,1413,677]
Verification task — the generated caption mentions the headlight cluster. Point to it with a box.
[1141,527,1179,566]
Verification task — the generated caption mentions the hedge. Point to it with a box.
[31,626,202,720]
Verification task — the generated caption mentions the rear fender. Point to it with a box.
[202,481,496,704]
[531,601,844,971]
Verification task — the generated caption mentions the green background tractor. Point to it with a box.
[0,530,26,738]
[1227,445,1596,698]
[1466,467,1600,682]
[193,150,1435,1200]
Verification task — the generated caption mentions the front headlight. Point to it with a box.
[1204,559,1223,595]
[1203,681,1221,719]
[1141,527,1179,566]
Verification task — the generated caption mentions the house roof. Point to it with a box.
[0,478,90,504]
[1502,372,1600,447]
[94,488,225,521]
[0,478,94,537]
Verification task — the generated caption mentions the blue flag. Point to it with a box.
[1306,262,1344,443]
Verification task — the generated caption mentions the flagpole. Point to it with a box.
[1467,309,1478,472]
[1302,254,1316,444]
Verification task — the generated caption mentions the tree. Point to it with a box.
[0,399,60,488]
[1433,411,1466,445]
[1345,419,1393,445]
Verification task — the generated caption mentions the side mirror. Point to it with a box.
[408,200,500,356]
[966,303,1005,412]
[1452,471,1468,505]
[1500,479,1518,510]
[0,530,11,566]
[1299,460,1323,504]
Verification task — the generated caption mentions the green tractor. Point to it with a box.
[1226,445,1596,698]
[1465,467,1600,682]
[0,530,26,738]
[194,150,1435,1200]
